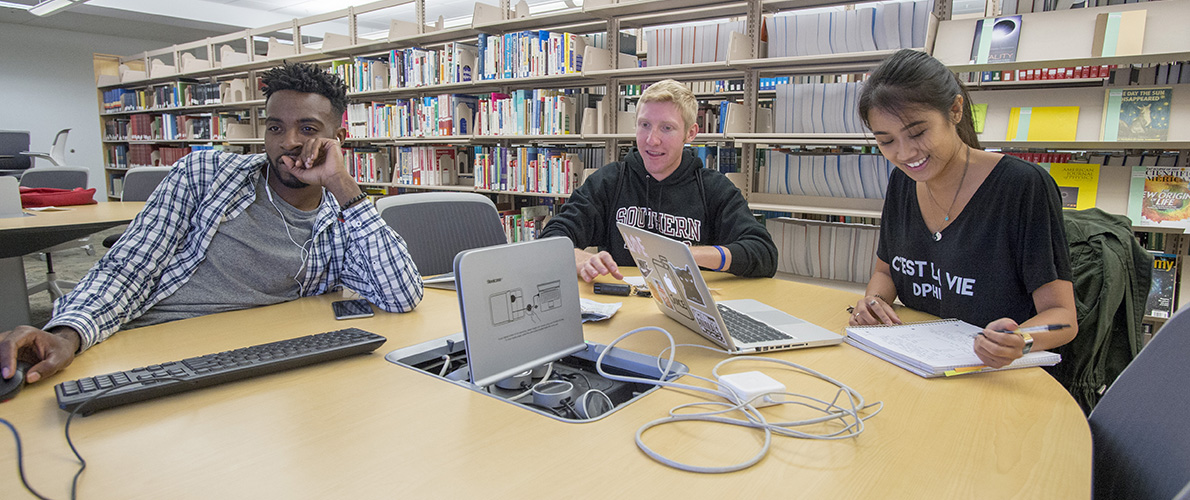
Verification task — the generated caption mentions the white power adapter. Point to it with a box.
[717,371,786,408]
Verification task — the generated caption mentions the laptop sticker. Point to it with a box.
[651,277,674,310]
[637,258,653,278]
[692,308,727,344]
[654,256,692,320]
[672,264,705,307]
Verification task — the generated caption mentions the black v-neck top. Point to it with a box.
[877,155,1072,327]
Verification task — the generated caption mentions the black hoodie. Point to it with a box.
[540,148,778,277]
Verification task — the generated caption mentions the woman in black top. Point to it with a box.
[850,49,1077,369]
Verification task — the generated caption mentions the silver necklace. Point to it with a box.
[924,146,970,242]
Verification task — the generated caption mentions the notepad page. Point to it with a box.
[846,320,1060,374]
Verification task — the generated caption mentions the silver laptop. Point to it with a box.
[617,222,843,354]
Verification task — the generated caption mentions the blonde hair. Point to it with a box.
[638,79,697,130]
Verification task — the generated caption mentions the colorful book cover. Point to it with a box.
[1040,162,1100,210]
[971,103,988,134]
[1146,252,1177,319]
[1006,106,1079,141]
[1101,87,1171,142]
[969,15,1022,64]
[1129,166,1190,229]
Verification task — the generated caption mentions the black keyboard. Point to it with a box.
[717,304,794,344]
[55,328,386,415]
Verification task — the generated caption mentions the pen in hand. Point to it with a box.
[977,324,1071,338]
[997,324,1071,334]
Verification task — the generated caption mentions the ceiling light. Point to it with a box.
[29,0,87,16]
[0,1,33,9]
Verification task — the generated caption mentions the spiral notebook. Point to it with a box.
[845,319,1061,378]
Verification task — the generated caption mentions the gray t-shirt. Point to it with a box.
[123,175,318,329]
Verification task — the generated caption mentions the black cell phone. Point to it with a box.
[332,299,374,320]
[593,283,631,296]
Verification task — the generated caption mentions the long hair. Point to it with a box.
[858,49,981,149]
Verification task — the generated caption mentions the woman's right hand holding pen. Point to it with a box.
[850,294,902,326]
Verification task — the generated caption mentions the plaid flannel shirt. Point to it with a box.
[47,150,423,352]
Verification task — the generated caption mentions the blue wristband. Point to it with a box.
[714,245,726,271]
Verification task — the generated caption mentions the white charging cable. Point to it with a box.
[264,166,314,296]
[594,326,883,473]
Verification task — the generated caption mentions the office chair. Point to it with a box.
[1087,307,1190,500]
[0,130,32,177]
[102,166,171,248]
[375,192,507,276]
[19,165,93,300]
[22,128,71,167]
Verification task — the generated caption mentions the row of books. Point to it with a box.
[691,145,741,174]
[344,88,586,139]
[323,29,634,93]
[475,89,579,136]
[1004,152,1076,164]
[643,20,745,67]
[478,31,595,80]
[765,217,880,284]
[345,146,391,183]
[473,146,584,195]
[767,0,932,59]
[1110,62,1190,87]
[773,82,866,135]
[102,81,227,113]
[998,0,1161,16]
[1135,231,1185,255]
[500,204,557,244]
[106,144,192,169]
[758,152,893,199]
[1006,149,1181,169]
[959,65,1119,83]
[327,143,610,190]
[345,95,477,139]
[110,113,231,141]
[330,57,390,94]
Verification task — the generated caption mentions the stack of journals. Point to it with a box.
[845,319,1061,378]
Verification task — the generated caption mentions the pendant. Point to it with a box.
[934,231,943,242]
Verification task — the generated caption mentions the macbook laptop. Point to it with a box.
[617,222,843,354]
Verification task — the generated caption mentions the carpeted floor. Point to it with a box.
[23,226,125,328]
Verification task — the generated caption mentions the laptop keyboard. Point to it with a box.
[717,304,794,344]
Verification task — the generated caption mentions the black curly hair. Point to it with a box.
[260,62,349,117]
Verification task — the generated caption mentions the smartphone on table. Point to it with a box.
[332,299,375,320]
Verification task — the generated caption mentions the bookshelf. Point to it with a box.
[930,0,1190,328]
[90,0,1190,299]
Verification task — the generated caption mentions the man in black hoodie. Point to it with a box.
[540,79,778,282]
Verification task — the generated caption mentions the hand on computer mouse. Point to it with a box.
[0,361,31,402]
[0,325,81,384]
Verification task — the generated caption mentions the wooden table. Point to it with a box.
[0,202,145,329]
[0,273,1091,498]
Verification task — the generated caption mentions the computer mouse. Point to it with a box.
[0,362,31,402]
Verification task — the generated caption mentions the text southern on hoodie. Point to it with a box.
[540,148,778,278]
